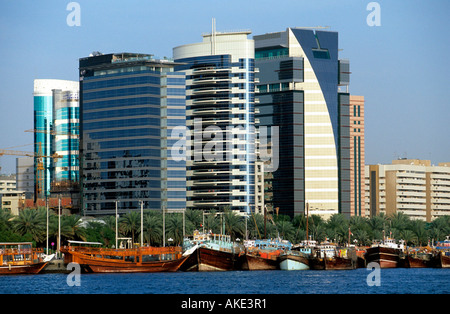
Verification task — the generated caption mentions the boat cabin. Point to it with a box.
[0,242,43,266]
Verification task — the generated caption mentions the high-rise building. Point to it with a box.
[254,28,351,218]
[365,159,450,222]
[52,88,80,194]
[173,30,257,213]
[79,52,186,215]
[33,79,79,198]
[349,95,365,217]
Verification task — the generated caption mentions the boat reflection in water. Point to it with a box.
[0,242,48,275]
[61,240,190,273]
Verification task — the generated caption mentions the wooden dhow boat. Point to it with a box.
[402,248,433,268]
[431,238,450,268]
[61,240,190,273]
[364,238,405,268]
[241,239,291,271]
[278,251,310,270]
[278,240,314,271]
[181,231,243,271]
[433,251,450,268]
[309,243,356,270]
[0,242,48,275]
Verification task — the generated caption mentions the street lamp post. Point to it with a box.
[140,200,144,247]
[46,197,49,255]
[115,200,119,249]
[58,196,61,257]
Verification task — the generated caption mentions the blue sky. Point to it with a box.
[0,0,449,174]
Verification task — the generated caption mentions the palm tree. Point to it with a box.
[185,209,202,231]
[246,213,262,239]
[120,211,140,245]
[62,215,86,241]
[0,208,14,231]
[101,215,117,232]
[352,229,370,246]
[327,214,348,231]
[202,210,221,234]
[142,211,162,246]
[389,212,410,231]
[409,220,428,246]
[367,215,385,241]
[430,216,450,240]
[223,210,245,241]
[13,208,47,243]
[275,220,295,242]
[309,221,327,243]
[48,214,72,248]
[400,229,417,246]
[165,213,184,246]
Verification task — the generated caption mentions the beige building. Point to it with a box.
[365,159,450,222]
[349,95,365,217]
[1,191,26,215]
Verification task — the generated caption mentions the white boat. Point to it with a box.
[279,250,310,270]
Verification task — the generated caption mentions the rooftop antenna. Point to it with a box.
[211,18,216,55]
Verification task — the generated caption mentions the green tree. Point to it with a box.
[223,210,245,241]
[430,216,450,241]
[400,229,417,246]
[185,209,202,231]
[0,208,14,231]
[408,220,428,246]
[13,208,47,243]
[275,220,295,242]
[142,211,162,246]
[367,215,386,240]
[120,211,140,245]
[389,212,410,231]
[62,215,86,241]
[165,213,185,246]
[352,229,370,246]
[202,210,221,234]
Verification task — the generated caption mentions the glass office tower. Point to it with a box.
[173,31,256,213]
[52,89,80,192]
[33,79,79,198]
[254,28,351,218]
[79,53,186,215]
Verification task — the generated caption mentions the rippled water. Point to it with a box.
[1,268,449,294]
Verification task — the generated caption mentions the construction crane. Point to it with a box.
[24,128,79,138]
[23,128,79,196]
[0,145,61,197]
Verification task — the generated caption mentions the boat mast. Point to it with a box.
[306,202,309,244]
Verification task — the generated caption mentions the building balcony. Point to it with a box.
[192,68,231,75]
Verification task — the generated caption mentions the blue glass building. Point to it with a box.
[52,89,80,191]
[33,79,79,198]
[79,53,186,215]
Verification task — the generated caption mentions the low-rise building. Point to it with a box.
[365,159,450,221]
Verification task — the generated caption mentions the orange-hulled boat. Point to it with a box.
[61,241,190,273]
[0,242,48,275]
